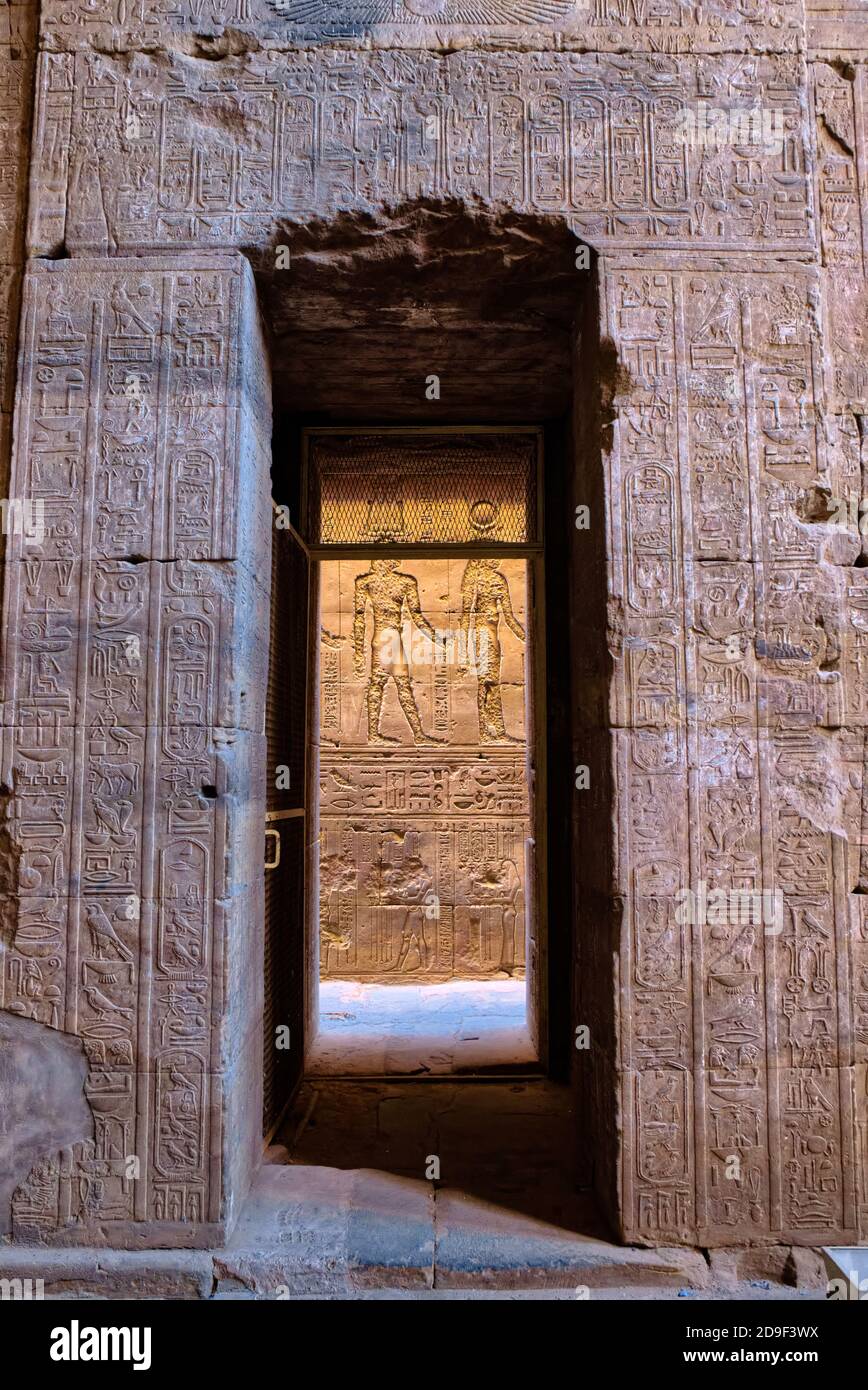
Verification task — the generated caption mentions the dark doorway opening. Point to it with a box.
[304,427,542,1076]
[259,203,612,1242]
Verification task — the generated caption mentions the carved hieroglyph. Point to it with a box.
[1,256,271,1244]
[27,48,812,258]
[38,0,803,52]
[319,557,530,981]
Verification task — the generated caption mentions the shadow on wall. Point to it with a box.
[259,198,584,425]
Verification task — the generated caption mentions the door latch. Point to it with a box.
[265,827,281,871]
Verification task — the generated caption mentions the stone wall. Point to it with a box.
[1,254,272,1245]
[318,551,532,984]
[0,0,866,1250]
[27,46,811,258]
[589,257,865,1245]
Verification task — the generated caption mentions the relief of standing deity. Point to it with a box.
[458,559,526,743]
[353,559,445,746]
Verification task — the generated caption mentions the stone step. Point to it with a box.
[0,1165,829,1300]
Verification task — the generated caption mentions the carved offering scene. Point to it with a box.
[306,431,539,1072]
[318,555,531,985]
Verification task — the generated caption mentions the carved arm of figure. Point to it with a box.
[497,573,526,642]
[405,576,440,650]
[458,561,479,677]
[353,575,368,677]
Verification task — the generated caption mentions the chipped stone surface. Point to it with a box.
[707,1243,827,1288]
[26,48,813,258]
[1,255,271,1247]
[0,1013,92,1235]
[0,1244,214,1297]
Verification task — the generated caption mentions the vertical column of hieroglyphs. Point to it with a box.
[602,265,695,1243]
[812,44,868,1241]
[0,1,35,468]
[684,267,859,1247]
[749,272,858,1246]
[1,258,270,1242]
[608,257,860,1247]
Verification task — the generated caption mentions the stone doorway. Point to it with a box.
[5,212,857,1265]
[1,0,865,1285]
[261,209,586,1155]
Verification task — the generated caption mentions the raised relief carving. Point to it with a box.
[319,550,530,982]
[39,0,804,53]
[267,0,578,24]
[4,259,265,1239]
[459,560,526,744]
[28,51,811,257]
[352,560,444,747]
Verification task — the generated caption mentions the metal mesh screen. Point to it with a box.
[267,527,309,813]
[263,816,305,1134]
[263,522,309,1136]
[306,432,538,546]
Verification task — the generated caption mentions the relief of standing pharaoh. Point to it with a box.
[458,559,526,743]
[353,559,444,746]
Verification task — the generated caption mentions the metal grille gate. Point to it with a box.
[263,516,310,1137]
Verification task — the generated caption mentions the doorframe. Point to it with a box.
[298,425,548,1071]
[263,505,312,1144]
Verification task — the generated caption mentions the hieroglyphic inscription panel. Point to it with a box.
[602,258,860,1246]
[309,432,537,547]
[319,557,530,981]
[38,0,805,53]
[27,49,812,258]
[1,257,270,1243]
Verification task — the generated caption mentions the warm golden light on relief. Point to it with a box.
[318,556,531,982]
[308,434,537,546]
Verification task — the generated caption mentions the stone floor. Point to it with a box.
[213,1286,825,1301]
[256,1077,825,1296]
[309,979,536,1075]
[0,1076,828,1298]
